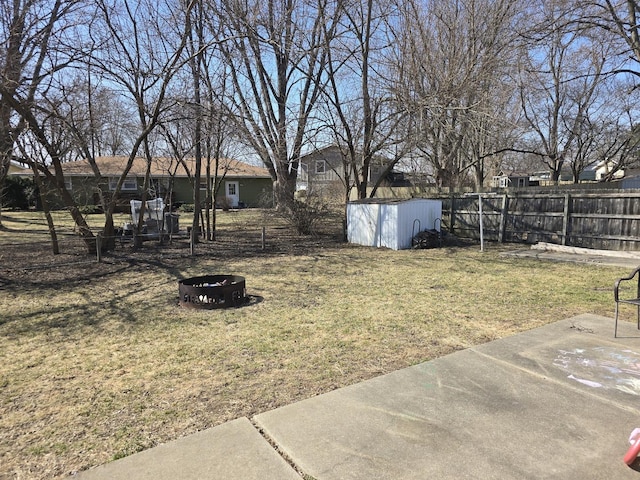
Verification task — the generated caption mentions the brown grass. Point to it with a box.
[0,208,623,478]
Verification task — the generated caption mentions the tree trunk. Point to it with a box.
[134,153,153,248]
[274,174,297,210]
[31,163,59,254]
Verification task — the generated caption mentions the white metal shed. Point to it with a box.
[346,198,442,250]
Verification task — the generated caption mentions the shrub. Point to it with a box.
[216,196,233,211]
[1,176,35,210]
[283,195,329,235]
[78,204,100,215]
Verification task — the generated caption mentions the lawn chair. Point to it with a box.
[613,266,640,337]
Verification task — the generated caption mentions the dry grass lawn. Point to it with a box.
[0,208,624,479]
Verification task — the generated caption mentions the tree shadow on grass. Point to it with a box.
[0,224,344,335]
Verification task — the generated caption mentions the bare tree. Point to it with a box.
[44,75,141,219]
[316,0,408,202]
[15,131,63,253]
[395,0,520,190]
[591,80,640,180]
[201,75,240,240]
[0,0,86,228]
[62,76,136,160]
[87,0,195,248]
[0,0,99,248]
[213,0,338,209]
[585,1,640,79]
[517,0,615,183]
[159,82,239,244]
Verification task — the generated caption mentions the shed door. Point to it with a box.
[225,181,239,207]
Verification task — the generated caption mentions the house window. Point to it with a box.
[518,178,526,187]
[315,160,326,174]
[227,182,236,195]
[109,177,138,191]
[64,178,72,191]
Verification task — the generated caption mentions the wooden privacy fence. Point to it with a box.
[441,192,640,251]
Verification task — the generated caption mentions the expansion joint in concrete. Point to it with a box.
[249,417,317,480]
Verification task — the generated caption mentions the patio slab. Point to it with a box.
[72,314,640,479]
[254,314,640,479]
[72,417,300,480]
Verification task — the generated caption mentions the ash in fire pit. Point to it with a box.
[179,275,248,309]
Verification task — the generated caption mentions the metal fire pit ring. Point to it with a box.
[179,275,248,309]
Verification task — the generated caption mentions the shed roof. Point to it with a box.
[348,198,437,205]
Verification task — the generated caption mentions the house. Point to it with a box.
[532,169,580,184]
[593,160,625,182]
[298,145,343,192]
[297,145,399,193]
[492,168,579,188]
[40,156,272,210]
[7,159,30,175]
[492,171,531,189]
[578,164,597,182]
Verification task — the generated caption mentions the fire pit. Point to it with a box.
[178,275,248,309]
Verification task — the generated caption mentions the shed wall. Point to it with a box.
[347,199,442,250]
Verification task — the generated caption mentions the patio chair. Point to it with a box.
[614,266,640,337]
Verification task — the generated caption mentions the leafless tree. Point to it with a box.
[584,1,640,79]
[158,75,240,243]
[0,0,99,248]
[316,0,408,202]
[394,0,520,190]
[213,0,339,209]
[517,0,616,183]
[153,1,243,244]
[61,76,136,160]
[592,79,640,180]
[87,0,195,248]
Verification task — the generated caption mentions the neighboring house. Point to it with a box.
[297,145,344,192]
[593,160,625,182]
[578,163,597,182]
[297,145,398,193]
[619,168,640,189]
[39,156,272,210]
[493,169,579,188]
[7,159,30,175]
[492,171,531,189]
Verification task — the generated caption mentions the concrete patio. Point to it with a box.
[73,314,640,479]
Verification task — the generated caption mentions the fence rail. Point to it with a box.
[440,192,640,251]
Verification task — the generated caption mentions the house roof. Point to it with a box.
[299,145,392,166]
[495,170,530,178]
[8,159,30,174]
[60,156,271,179]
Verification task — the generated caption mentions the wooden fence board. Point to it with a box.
[439,192,640,251]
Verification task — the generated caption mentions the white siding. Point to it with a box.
[347,199,442,250]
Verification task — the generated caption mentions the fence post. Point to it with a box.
[449,194,456,233]
[498,194,509,243]
[96,233,102,263]
[562,194,571,246]
[261,226,266,250]
[478,194,485,252]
